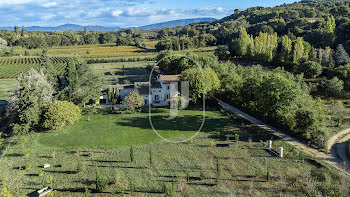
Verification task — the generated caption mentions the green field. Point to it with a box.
[1,108,349,196]
[38,107,210,148]
[92,61,152,87]
[0,79,18,109]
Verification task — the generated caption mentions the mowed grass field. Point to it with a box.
[92,61,152,88]
[1,108,349,196]
[47,44,157,58]
[38,107,210,148]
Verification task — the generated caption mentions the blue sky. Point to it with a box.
[0,0,297,27]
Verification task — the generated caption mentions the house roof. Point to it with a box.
[115,84,134,90]
[160,75,181,84]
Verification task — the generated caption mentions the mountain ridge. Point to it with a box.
[136,18,217,30]
[0,18,217,31]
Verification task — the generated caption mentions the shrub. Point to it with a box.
[199,171,205,180]
[234,133,240,141]
[84,186,91,197]
[325,77,344,96]
[209,141,215,147]
[43,101,81,130]
[294,61,322,78]
[77,161,85,173]
[123,91,144,113]
[266,165,270,181]
[38,169,44,177]
[96,167,108,192]
[21,148,31,157]
[24,164,31,170]
[0,187,11,197]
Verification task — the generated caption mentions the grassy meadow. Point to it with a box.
[92,61,152,88]
[0,79,18,109]
[1,108,349,196]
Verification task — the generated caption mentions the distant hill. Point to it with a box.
[0,18,217,32]
[0,24,121,31]
[137,18,217,30]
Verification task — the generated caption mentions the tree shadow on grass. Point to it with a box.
[25,174,38,177]
[118,115,232,133]
[87,164,147,170]
[6,153,23,157]
[89,159,129,163]
[45,170,77,174]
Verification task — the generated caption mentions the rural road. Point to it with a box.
[216,98,350,176]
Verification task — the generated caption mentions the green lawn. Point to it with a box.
[0,79,18,109]
[92,61,152,88]
[37,108,227,148]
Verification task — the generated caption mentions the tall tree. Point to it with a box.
[40,50,58,91]
[293,37,305,64]
[181,67,220,101]
[60,60,101,106]
[334,44,350,67]
[14,26,19,35]
[280,35,292,62]
[325,15,336,33]
[21,26,26,37]
[237,27,253,57]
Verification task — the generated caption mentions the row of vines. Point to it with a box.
[0,56,72,79]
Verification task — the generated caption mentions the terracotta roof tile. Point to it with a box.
[160,75,181,84]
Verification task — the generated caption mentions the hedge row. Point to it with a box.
[87,56,157,64]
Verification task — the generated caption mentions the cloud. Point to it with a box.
[112,10,124,17]
[0,0,231,27]
[40,14,56,20]
[111,6,230,19]
[42,2,57,8]
[0,0,35,5]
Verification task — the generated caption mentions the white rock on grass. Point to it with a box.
[43,164,50,168]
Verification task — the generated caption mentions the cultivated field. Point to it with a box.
[0,56,71,79]
[1,108,349,196]
[47,44,157,58]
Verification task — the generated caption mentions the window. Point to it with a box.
[167,85,170,90]
[154,95,159,101]
[166,94,170,100]
[144,99,148,104]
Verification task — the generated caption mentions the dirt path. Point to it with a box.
[327,128,350,153]
[331,133,350,169]
[216,98,350,176]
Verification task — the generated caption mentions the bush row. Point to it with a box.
[87,56,156,64]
